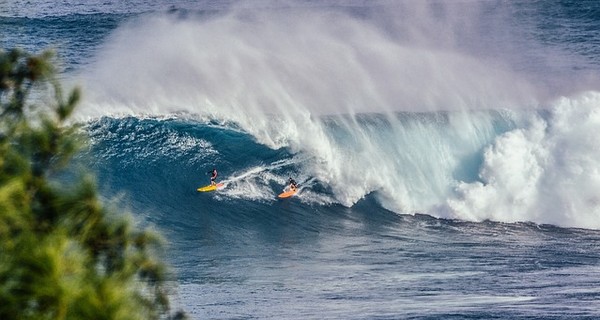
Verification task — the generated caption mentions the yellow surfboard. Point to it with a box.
[197,183,224,192]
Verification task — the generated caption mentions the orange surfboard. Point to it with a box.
[278,188,297,198]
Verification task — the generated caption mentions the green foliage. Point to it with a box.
[0,49,186,319]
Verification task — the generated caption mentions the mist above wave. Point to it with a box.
[78,2,545,118]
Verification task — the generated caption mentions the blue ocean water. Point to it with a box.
[3,1,600,318]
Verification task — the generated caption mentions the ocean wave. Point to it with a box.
[85,91,600,229]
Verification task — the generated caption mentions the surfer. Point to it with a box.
[208,168,218,186]
[288,177,298,191]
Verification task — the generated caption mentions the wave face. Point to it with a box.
[85,92,600,230]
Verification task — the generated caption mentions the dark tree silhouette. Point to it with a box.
[0,48,186,320]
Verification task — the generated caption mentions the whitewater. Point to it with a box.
[4,0,600,318]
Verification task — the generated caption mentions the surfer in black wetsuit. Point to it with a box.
[209,168,218,185]
[288,177,298,191]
